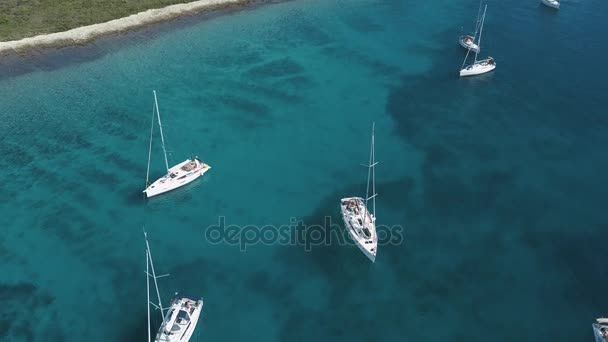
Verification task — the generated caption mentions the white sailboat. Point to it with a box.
[143,91,211,198]
[145,231,204,342]
[459,5,496,77]
[459,0,483,53]
[340,122,378,263]
[541,0,560,9]
[593,318,608,342]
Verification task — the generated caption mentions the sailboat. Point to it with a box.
[593,318,608,342]
[143,90,211,198]
[340,122,378,263]
[541,0,560,9]
[459,0,483,53]
[459,5,496,77]
[145,231,204,342]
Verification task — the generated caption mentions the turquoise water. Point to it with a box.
[1,0,608,340]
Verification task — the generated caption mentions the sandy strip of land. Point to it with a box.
[0,0,248,55]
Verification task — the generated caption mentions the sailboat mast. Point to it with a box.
[364,122,376,223]
[473,0,483,39]
[153,90,170,173]
[461,48,472,70]
[145,101,156,187]
[144,231,165,321]
[371,125,376,219]
[146,248,151,342]
[475,5,487,62]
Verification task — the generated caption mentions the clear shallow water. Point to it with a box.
[1,0,607,340]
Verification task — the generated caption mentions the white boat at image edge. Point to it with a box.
[459,5,496,77]
[340,122,379,263]
[593,318,608,342]
[541,0,560,9]
[143,91,211,198]
[145,231,204,342]
[459,0,483,53]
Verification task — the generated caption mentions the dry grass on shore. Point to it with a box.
[0,0,197,41]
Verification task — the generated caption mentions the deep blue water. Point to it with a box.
[1,0,608,341]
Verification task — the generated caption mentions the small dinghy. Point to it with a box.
[593,318,608,342]
[541,0,560,9]
[459,5,496,77]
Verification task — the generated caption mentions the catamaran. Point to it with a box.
[340,122,378,263]
[459,5,496,77]
[459,0,483,53]
[593,318,608,342]
[143,91,211,198]
[541,0,560,9]
[145,231,204,342]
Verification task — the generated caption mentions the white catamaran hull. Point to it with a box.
[340,197,378,262]
[144,158,211,198]
[155,298,203,342]
[459,36,480,53]
[460,59,496,77]
[541,0,560,9]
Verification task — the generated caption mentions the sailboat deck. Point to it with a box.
[144,158,211,197]
[341,197,377,241]
[155,298,203,342]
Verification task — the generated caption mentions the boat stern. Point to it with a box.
[365,243,378,263]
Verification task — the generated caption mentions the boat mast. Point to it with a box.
[364,122,378,223]
[461,48,472,70]
[473,0,483,39]
[144,231,166,321]
[145,101,156,187]
[146,246,151,342]
[371,123,376,219]
[475,5,488,63]
[153,90,170,174]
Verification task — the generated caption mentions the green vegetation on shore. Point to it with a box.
[0,0,196,41]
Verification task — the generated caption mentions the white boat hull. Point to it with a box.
[155,297,203,342]
[593,318,608,342]
[541,0,560,9]
[459,36,480,53]
[144,157,211,198]
[460,58,496,77]
[594,324,607,342]
[340,197,378,262]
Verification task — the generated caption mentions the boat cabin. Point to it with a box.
[158,299,200,340]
